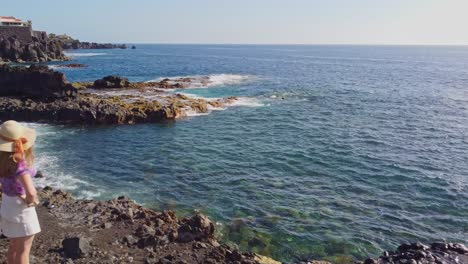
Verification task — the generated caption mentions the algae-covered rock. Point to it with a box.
[254,254,282,264]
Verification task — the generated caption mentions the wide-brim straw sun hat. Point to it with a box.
[0,120,37,153]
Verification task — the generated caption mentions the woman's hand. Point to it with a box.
[25,194,39,205]
[18,173,39,206]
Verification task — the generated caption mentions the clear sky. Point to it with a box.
[2,0,468,45]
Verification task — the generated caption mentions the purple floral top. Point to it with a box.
[0,161,37,197]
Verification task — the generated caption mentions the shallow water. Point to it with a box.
[30,45,468,261]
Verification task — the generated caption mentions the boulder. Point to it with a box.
[62,237,91,259]
[93,75,130,89]
[177,213,215,243]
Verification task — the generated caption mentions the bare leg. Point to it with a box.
[7,238,18,264]
[10,235,35,264]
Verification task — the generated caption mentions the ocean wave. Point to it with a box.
[183,109,211,117]
[149,74,253,88]
[64,52,106,57]
[228,97,265,107]
[20,123,99,199]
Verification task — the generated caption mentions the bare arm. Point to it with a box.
[18,173,38,204]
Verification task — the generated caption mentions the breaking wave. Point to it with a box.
[149,74,253,88]
[64,52,106,57]
[21,123,103,199]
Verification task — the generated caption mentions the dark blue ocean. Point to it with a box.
[31,45,468,262]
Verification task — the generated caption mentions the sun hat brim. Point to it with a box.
[0,125,37,153]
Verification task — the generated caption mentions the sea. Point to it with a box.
[29,45,468,262]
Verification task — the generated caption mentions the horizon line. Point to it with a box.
[96,42,468,47]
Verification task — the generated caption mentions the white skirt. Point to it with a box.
[0,195,41,238]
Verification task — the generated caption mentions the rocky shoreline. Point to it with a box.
[0,187,466,264]
[0,187,274,264]
[0,31,126,63]
[0,65,237,125]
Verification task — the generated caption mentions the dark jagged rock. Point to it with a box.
[361,242,468,264]
[131,45,136,49]
[55,63,87,68]
[0,64,77,98]
[0,30,125,62]
[93,75,130,89]
[57,37,127,50]
[177,214,215,243]
[62,237,91,259]
[0,35,68,63]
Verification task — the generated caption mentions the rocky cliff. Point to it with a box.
[0,31,126,63]
[0,33,67,63]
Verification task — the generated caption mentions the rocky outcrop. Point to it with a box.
[93,75,130,89]
[0,29,126,63]
[0,65,236,124]
[361,242,468,264]
[0,93,235,125]
[59,40,127,50]
[0,64,77,98]
[0,34,68,63]
[54,63,87,68]
[75,76,215,90]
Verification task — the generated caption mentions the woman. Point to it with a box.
[0,120,40,264]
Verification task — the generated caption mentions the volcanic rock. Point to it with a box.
[93,75,130,89]
[362,242,468,264]
[62,237,91,259]
[0,64,77,98]
[0,35,68,63]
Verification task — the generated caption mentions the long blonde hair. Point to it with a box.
[0,148,35,178]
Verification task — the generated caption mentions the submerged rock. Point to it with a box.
[55,63,87,68]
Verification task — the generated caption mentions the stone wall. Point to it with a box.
[0,25,32,43]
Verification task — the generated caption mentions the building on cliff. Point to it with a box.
[0,16,30,27]
[0,16,34,43]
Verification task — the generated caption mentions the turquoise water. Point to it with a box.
[30,45,468,262]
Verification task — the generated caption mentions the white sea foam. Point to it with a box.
[228,97,265,107]
[19,123,99,199]
[149,74,253,88]
[205,74,252,87]
[64,52,106,57]
[183,109,211,117]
